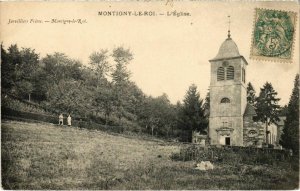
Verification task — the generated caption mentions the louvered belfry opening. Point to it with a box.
[217,66,235,81]
[217,67,225,81]
[226,66,234,80]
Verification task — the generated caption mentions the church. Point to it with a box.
[208,31,267,147]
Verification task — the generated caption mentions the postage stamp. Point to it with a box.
[250,8,297,62]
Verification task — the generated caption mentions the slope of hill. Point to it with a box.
[1,120,180,189]
[1,120,298,189]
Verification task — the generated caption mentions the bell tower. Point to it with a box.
[208,26,248,146]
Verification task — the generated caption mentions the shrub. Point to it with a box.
[2,107,58,124]
[171,145,290,166]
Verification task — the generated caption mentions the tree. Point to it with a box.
[46,79,91,115]
[280,74,299,155]
[247,82,256,105]
[279,105,288,116]
[111,47,133,123]
[42,53,79,84]
[203,90,210,117]
[178,84,207,142]
[15,80,34,101]
[1,43,14,91]
[137,94,176,137]
[89,50,110,82]
[93,83,115,125]
[88,50,114,123]
[152,94,176,137]
[111,47,132,83]
[1,44,40,101]
[255,82,281,144]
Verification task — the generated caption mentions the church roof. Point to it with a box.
[213,37,241,60]
[244,103,257,116]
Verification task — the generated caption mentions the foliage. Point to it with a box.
[171,144,291,165]
[111,47,132,83]
[255,82,281,143]
[177,84,207,142]
[255,82,280,143]
[280,74,299,155]
[1,44,39,100]
[1,44,181,139]
[247,82,256,105]
[89,50,110,80]
[136,93,177,137]
[110,47,133,123]
[2,108,58,124]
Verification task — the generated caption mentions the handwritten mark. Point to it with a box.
[165,0,174,7]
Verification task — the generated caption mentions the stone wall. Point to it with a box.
[243,116,265,147]
[192,131,207,145]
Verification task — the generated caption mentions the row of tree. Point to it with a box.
[1,44,298,151]
[1,44,208,141]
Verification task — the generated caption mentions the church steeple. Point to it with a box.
[227,15,231,39]
[208,17,249,147]
[209,16,244,61]
[211,36,240,61]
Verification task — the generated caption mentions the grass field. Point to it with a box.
[1,120,299,189]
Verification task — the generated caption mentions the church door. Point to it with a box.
[225,137,231,145]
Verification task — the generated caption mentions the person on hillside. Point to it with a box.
[67,114,72,126]
[59,114,64,125]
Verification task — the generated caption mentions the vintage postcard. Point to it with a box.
[1,1,299,190]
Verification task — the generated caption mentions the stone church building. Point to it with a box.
[208,32,266,147]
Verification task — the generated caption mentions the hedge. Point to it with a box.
[1,107,124,133]
[171,144,291,165]
[2,107,58,124]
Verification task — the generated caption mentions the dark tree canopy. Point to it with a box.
[177,84,207,142]
[255,82,281,125]
[280,74,299,155]
[247,82,256,105]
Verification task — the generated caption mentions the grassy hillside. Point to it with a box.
[1,120,299,189]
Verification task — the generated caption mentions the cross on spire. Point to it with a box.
[227,15,231,39]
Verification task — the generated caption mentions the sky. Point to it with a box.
[1,1,299,106]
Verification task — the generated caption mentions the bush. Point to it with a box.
[2,96,49,114]
[78,120,124,133]
[2,107,58,124]
[171,145,290,165]
[2,107,124,134]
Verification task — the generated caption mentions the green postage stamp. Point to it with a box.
[251,8,297,62]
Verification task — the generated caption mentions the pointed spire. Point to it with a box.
[227,15,231,39]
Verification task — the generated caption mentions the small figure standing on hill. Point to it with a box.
[59,114,64,125]
[67,114,72,126]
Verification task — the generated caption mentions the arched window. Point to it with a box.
[217,67,225,81]
[220,97,230,103]
[226,66,234,80]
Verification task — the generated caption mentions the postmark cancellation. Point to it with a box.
[250,8,297,63]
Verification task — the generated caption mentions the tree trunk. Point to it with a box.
[105,114,108,126]
[28,93,31,102]
[151,126,154,136]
